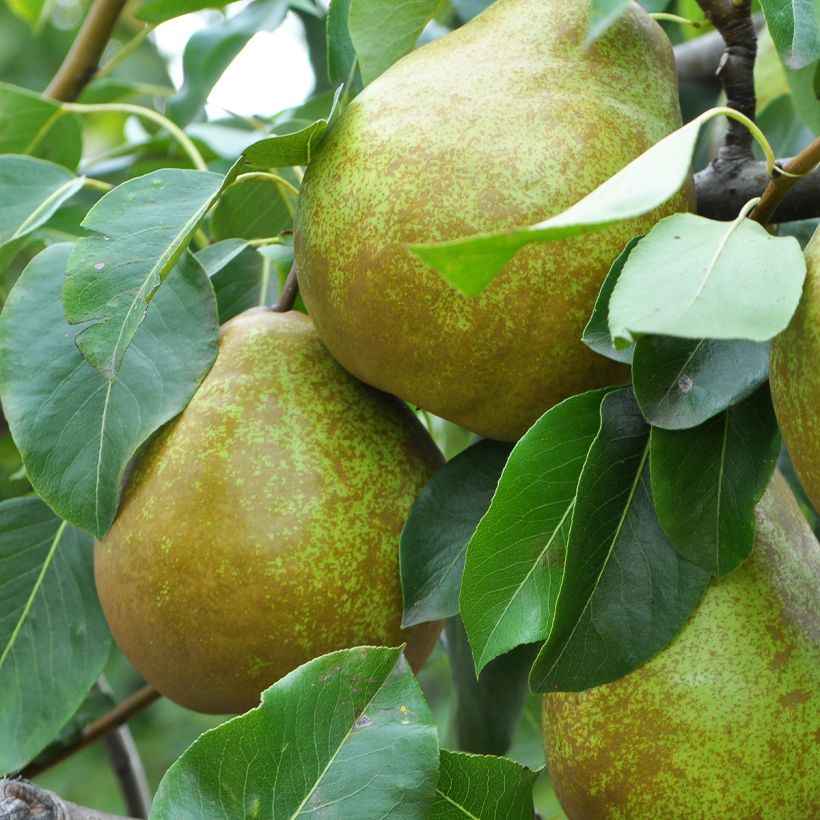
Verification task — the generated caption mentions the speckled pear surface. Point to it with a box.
[542,473,820,819]
[294,0,689,441]
[95,309,444,714]
[771,227,820,510]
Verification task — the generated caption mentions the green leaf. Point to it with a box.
[167,0,289,126]
[62,168,224,378]
[151,646,439,819]
[760,0,820,69]
[400,440,511,628]
[327,0,362,91]
[584,0,630,46]
[0,155,84,249]
[608,213,806,346]
[530,388,710,692]
[460,390,610,674]
[136,0,236,23]
[210,178,295,241]
[786,60,820,132]
[582,237,640,364]
[242,117,332,168]
[0,244,218,537]
[632,336,770,430]
[197,239,274,320]
[4,0,55,33]
[444,617,536,757]
[430,750,539,819]
[651,384,780,577]
[410,110,714,296]
[0,83,82,169]
[0,497,111,775]
[349,0,439,85]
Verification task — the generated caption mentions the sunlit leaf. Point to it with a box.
[760,0,820,69]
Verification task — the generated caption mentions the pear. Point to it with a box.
[541,473,820,819]
[771,226,820,510]
[294,0,690,442]
[95,309,444,714]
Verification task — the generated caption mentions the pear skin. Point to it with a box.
[771,227,820,510]
[542,473,820,819]
[295,0,690,441]
[95,310,443,714]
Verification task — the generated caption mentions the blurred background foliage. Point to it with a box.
[0,0,816,815]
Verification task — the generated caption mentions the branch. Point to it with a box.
[673,14,764,84]
[695,0,757,163]
[695,156,820,222]
[0,779,136,820]
[46,0,128,102]
[272,263,300,313]
[751,136,820,224]
[19,686,160,780]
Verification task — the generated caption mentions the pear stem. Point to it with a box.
[751,137,820,225]
[272,264,300,313]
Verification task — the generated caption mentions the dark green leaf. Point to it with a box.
[450,0,492,22]
[430,750,538,819]
[757,94,816,158]
[0,244,218,537]
[62,168,224,378]
[327,0,362,91]
[349,0,439,85]
[632,337,770,429]
[0,82,82,169]
[608,213,806,346]
[582,237,640,364]
[444,617,536,757]
[401,439,511,628]
[530,388,710,692]
[0,497,111,774]
[167,0,289,125]
[197,239,274,320]
[760,0,820,69]
[651,384,780,576]
[0,155,84,249]
[210,178,295,241]
[460,389,610,673]
[242,117,331,167]
[151,646,439,819]
[786,60,820,132]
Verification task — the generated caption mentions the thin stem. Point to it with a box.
[63,102,208,171]
[96,25,155,81]
[247,236,285,247]
[19,685,161,779]
[650,12,710,28]
[46,0,127,102]
[708,106,777,174]
[258,254,272,307]
[751,136,820,225]
[230,172,300,198]
[84,177,114,193]
[272,263,299,313]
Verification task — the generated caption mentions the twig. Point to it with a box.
[46,0,128,102]
[673,14,764,84]
[0,779,135,820]
[272,263,300,313]
[695,156,820,222]
[19,686,160,780]
[97,678,151,819]
[695,0,757,163]
[751,136,820,224]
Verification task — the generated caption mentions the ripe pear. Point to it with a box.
[294,0,690,442]
[542,472,820,819]
[95,309,444,714]
[771,226,820,510]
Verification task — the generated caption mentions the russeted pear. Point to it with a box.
[771,227,820,510]
[542,473,820,819]
[95,309,444,714]
[294,0,690,442]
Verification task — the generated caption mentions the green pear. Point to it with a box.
[542,473,820,819]
[771,226,820,510]
[95,309,444,714]
[294,0,690,442]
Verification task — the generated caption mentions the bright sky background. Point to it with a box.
[152,6,317,119]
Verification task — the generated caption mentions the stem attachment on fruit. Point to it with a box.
[272,263,300,313]
[62,103,208,172]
